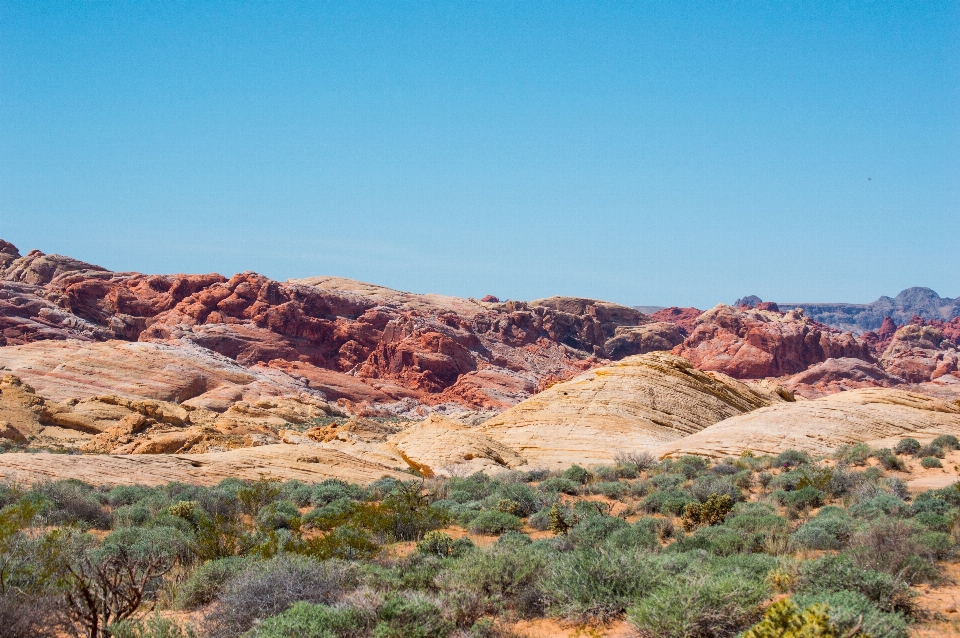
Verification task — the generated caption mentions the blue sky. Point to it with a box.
[1,2,957,308]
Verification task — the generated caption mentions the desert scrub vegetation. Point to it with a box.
[0,445,956,637]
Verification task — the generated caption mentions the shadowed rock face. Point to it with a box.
[672,304,872,379]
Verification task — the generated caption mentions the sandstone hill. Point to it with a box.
[478,352,793,467]
[654,388,960,458]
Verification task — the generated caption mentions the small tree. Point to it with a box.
[63,533,180,638]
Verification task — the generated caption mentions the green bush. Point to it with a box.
[568,515,629,548]
[439,540,546,617]
[913,510,951,532]
[878,453,906,471]
[797,553,915,614]
[918,444,945,459]
[589,481,626,499]
[794,591,908,638]
[543,548,666,621]
[674,455,710,479]
[932,435,960,451]
[468,511,522,536]
[642,489,695,515]
[256,501,301,531]
[791,511,853,550]
[773,450,808,468]
[627,567,769,638]
[836,442,872,465]
[780,486,823,510]
[605,524,660,551]
[894,438,921,456]
[373,595,453,638]
[489,483,541,517]
[690,476,743,504]
[109,614,198,638]
[849,494,906,519]
[671,525,750,556]
[245,601,372,638]
[176,556,252,609]
[536,478,579,495]
[921,456,943,468]
[650,473,687,490]
[561,465,592,485]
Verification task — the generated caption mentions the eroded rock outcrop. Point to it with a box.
[785,357,905,399]
[479,352,791,467]
[880,324,959,383]
[673,304,872,379]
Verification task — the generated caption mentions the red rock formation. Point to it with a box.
[860,316,898,356]
[481,295,499,303]
[880,324,959,383]
[672,305,873,379]
[784,357,905,399]
[648,307,703,335]
[0,242,656,411]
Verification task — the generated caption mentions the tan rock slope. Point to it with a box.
[654,388,960,458]
[479,352,792,467]
[0,444,407,487]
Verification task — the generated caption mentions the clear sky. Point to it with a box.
[1,2,957,308]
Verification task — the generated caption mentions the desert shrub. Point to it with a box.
[671,525,751,556]
[780,486,823,510]
[374,594,453,638]
[469,511,522,536]
[489,483,541,517]
[367,477,404,500]
[311,480,365,507]
[836,442,872,465]
[543,548,666,621]
[773,450,808,469]
[527,505,552,531]
[109,614,198,638]
[849,493,907,519]
[724,503,788,533]
[650,472,687,490]
[236,477,283,518]
[921,456,943,468]
[757,472,773,489]
[536,478,579,495]
[107,485,158,508]
[642,489,695,515]
[681,494,733,531]
[884,477,909,500]
[878,452,906,471]
[690,477,743,504]
[674,455,710,479]
[257,501,301,531]
[175,556,252,610]
[589,481,626,499]
[244,601,373,638]
[894,438,921,456]
[627,565,769,638]
[416,531,473,559]
[797,553,915,614]
[280,481,314,508]
[791,509,853,551]
[732,470,753,489]
[932,435,960,450]
[202,555,358,638]
[568,515,629,548]
[913,510,951,532]
[613,450,656,471]
[634,516,675,541]
[918,444,945,459]
[614,463,640,479]
[561,465,592,485]
[112,504,152,528]
[851,519,942,582]
[793,591,908,638]
[439,540,546,618]
[606,524,660,551]
[711,461,739,476]
[303,498,356,529]
[28,480,112,529]
[523,468,551,482]
[591,465,619,481]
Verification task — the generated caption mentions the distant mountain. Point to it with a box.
[783,288,960,333]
